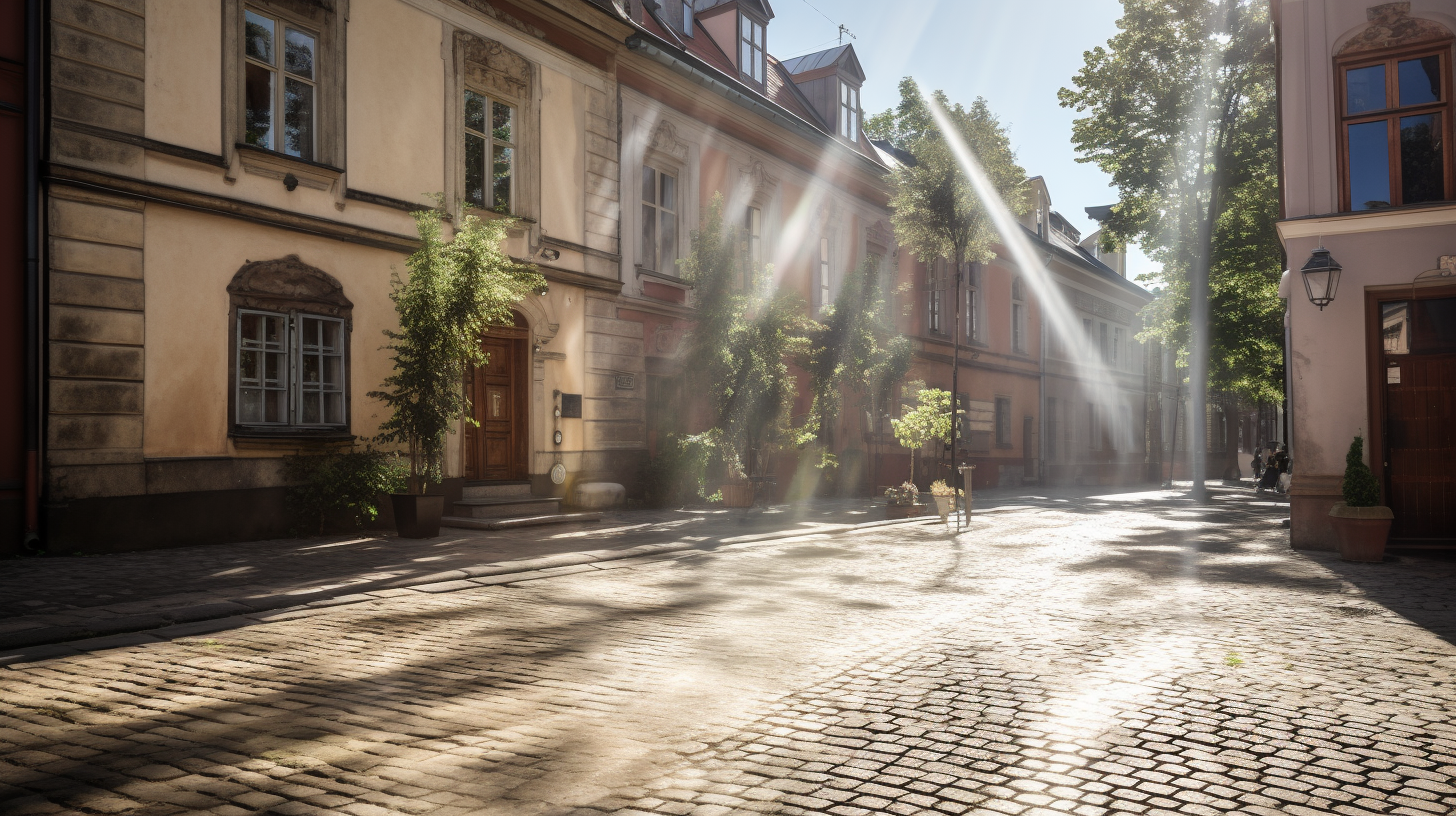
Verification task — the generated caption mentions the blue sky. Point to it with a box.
[765,0,1159,283]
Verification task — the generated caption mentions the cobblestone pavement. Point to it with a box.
[3,487,1455,816]
[0,501,893,644]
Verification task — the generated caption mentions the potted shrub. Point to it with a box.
[1328,435,1393,562]
[371,206,545,538]
[885,481,924,519]
[890,382,952,487]
[929,479,962,522]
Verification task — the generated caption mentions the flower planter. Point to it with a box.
[392,494,445,538]
[932,495,955,521]
[720,482,754,508]
[1329,503,1394,562]
[885,503,924,520]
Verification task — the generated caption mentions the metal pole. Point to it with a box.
[951,259,962,529]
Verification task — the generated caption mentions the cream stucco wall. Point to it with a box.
[1277,0,1456,218]
[346,0,446,207]
[145,0,222,154]
[142,205,406,459]
[540,67,586,247]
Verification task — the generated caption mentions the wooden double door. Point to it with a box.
[465,317,529,481]
[1370,291,1456,542]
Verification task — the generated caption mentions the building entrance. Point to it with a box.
[465,313,529,482]
[1371,293,1456,542]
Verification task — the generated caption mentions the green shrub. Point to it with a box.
[1341,435,1381,508]
[286,449,408,535]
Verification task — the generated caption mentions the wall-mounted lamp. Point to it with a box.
[1300,246,1342,311]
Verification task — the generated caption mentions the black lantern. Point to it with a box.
[1300,247,1342,310]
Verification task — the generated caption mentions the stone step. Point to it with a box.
[441,512,604,531]
[452,496,562,520]
[462,480,533,500]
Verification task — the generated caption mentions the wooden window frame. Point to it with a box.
[1335,40,1455,212]
[641,164,679,274]
[463,89,517,215]
[224,0,345,171]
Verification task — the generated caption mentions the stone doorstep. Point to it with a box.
[0,514,937,667]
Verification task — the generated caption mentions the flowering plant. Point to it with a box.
[929,479,963,498]
[884,481,920,507]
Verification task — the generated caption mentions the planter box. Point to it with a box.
[720,482,754,508]
[1330,503,1393,563]
[392,494,445,538]
[885,504,924,520]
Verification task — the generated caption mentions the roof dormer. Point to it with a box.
[696,0,774,89]
[781,44,866,143]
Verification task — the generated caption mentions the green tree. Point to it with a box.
[1059,0,1283,407]
[891,383,953,484]
[801,256,914,468]
[371,208,546,493]
[678,194,809,484]
[868,78,1029,280]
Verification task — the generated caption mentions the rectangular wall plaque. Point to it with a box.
[615,374,636,390]
[560,393,582,418]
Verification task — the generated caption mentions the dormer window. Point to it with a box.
[681,1,693,36]
[840,82,860,142]
[740,14,764,84]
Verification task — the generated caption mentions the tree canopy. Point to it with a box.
[1059,0,1283,403]
[867,78,1028,271]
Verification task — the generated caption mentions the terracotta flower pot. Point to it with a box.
[392,494,445,538]
[1329,503,1394,563]
[720,482,754,508]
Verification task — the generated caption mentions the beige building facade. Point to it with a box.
[1273,0,1456,548]
[42,0,638,550]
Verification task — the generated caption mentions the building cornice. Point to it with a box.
[1276,202,1456,240]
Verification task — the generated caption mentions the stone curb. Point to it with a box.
[0,515,936,667]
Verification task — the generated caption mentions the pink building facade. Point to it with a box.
[1273,1,1456,548]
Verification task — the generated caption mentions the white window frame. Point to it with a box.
[739,14,765,84]
[463,88,516,214]
[682,1,694,36]
[236,309,347,429]
[840,81,860,142]
[242,8,318,160]
[927,260,945,335]
[641,165,679,274]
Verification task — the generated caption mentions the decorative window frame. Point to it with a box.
[1333,37,1454,211]
[631,117,696,284]
[226,255,354,438]
[222,0,347,188]
[444,28,540,235]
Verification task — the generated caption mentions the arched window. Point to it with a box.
[227,255,352,434]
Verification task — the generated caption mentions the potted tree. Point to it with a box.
[371,206,545,537]
[890,382,952,488]
[1328,435,1393,562]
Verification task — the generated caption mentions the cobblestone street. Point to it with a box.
[2,488,1455,816]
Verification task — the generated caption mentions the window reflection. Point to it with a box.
[1398,56,1441,107]
[1346,64,1385,113]
[1348,120,1390,209]
[1382,301,1409,355]
[1400,113,1444,205]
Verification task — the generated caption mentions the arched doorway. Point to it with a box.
[465,311,530,481]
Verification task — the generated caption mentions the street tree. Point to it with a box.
[1059,0,1282,494]
[891,382,953,485]
[867,79,1027,489]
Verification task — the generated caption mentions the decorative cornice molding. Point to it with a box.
[1337,2,1452,55]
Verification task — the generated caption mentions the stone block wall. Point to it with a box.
[50,0,146,177]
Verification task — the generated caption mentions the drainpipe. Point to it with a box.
[1037,292,1046,485]
[22,0,42,550]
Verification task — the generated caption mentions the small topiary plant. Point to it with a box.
[1341,435,1382,508]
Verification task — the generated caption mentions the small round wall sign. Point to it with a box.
[553,430,563,445]
[550,463,567,484]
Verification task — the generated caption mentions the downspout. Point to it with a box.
[23,0,43,550]
[1037,287,1046,485]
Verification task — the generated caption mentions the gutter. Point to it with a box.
[22,0,41,550]
[623,34,888,177]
